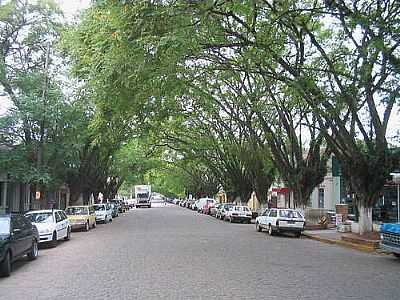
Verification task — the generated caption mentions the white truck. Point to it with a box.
[134,185,151,208]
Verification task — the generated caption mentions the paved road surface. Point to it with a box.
[1,204,399,299]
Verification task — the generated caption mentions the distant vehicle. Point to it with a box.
[93,204,113,223]
[255,208,305,237]
[210,203,222,217]
[225,206,252,223]
[216,203,234,220]
[65,205,96,231]
[196,198,216,213]
[109,199,125,213]
[25,210,71,247]
[380,223,400,258]
[135,185,151,208]
[126,199,136,209]
[203,202,217,215]
[0,214,39,277]
[109,202,119,218]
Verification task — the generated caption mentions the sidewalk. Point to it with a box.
[302,228,384,253]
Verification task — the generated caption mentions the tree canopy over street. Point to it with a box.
[1,0,399,234]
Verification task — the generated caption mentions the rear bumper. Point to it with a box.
[231,216,252,221]
[275,226,304,233]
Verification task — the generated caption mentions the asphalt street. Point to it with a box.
[1,203,399,300]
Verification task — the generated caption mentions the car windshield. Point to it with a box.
[65,207,88,215]
[279,210,303,219]
[225,204,233,209]
[94,205,105,211]
[0,218,10,234]
[26,212,54,223]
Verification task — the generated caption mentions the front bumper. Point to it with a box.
[380,242,400,254]
[38,233,53,243]
[96,215,106,222]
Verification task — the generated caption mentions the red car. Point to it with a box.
[202,202,216,215]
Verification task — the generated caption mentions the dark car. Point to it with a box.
[0,214,39,277]
[109,203,119,218]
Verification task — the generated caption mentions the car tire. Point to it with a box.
[268,225,274,236]
[104,217,108,224]
[51,232,58,247]
[85,221,90,232]
[28,239,38,260]
[256,223,262,232]
[295,232,301,238]
[0,251,11,277]
[64,227,71,241]
[393,253,400,258]
[230,217,234,223]
[92,221,97,229]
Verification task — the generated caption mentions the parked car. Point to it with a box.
[197,198,217,213]
[210,203,222,217]
[255,208,305,237]
[93,203,113,223]
[203,202,217,215]
[380,223,400,258]
[216,203,234,220]
[65,205,96,231]
[109,202,119,218]
[110,199,126,213]
[225,206,252,223]
[25,210,71,247]
[0,214,39,277]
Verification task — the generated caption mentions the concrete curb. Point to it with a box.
[302,232,378,253]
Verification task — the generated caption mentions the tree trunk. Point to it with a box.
[358,203,373,235]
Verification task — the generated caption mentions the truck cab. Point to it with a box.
[380,223,400,258]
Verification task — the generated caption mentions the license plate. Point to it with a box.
[287,220,295,224]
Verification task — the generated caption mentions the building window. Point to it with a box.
[318,188,325,208]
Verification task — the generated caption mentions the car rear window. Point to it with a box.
[279,210,303,219]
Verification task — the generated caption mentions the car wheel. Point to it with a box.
[230,217,234,223]
[268,225,274,236]
[104,217,108,224]
[92,221,97,229]
[64,227,71,241]
[0,251,11,277]
[295,232,301,238]
[85,221,90,232]
[28,239,38,260]
[393,253,400,258]
[256,223,262,232]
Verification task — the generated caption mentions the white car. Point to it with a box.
[255,208,305,237]
[93,203,113,223]
[216,203,234,220]
[196,198,216,213]
[25,210,71,247]
[225,206,252,223]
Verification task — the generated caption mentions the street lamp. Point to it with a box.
[390,172,400,223]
